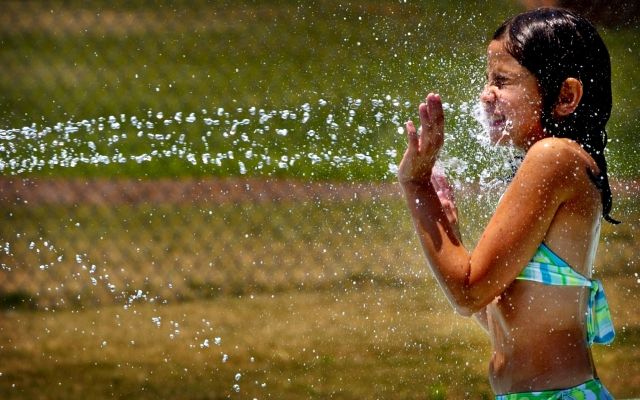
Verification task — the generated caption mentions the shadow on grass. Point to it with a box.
[0,290,35,310]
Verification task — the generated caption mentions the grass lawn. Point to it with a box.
[1,276,638,399]
[0,188,638,398]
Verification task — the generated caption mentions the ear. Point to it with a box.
[553,77,583,117]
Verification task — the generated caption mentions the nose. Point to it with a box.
[480,84,497,104]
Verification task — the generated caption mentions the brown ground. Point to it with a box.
[0,177,403,206]
[0,177,636,205]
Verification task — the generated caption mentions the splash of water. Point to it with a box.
[0,96,520,189]
[0,97,408,178]
[0,95,527,389]
[1,95,523,312]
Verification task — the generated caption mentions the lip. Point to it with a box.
[489,115,506,128]
[485,113,509,144]
[481,106,505,127]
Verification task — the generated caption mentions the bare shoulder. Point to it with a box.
[525,137,591,165]
[526,137,599,167]
[517,137,600,207]
[523,137,599,178]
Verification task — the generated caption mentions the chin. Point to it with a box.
[489,128,511,146]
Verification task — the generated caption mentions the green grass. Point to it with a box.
[0,286,494,399]
[0,277,638,398]
[1,1,638,179]
[1,197,425,308]
[0,190,639,398]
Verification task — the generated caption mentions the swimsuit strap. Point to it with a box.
[588,279,615,345]
[516,243,615,345]
[517,243,591,287]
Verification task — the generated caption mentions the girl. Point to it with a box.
[398,8,617,399]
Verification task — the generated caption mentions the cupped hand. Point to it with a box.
[397,93,445,184]
[431,166,459,228]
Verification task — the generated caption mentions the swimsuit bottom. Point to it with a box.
[495,379,614,400]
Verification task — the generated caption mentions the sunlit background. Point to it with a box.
[1,1,638,398]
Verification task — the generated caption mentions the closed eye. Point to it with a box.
[489,75,508,88]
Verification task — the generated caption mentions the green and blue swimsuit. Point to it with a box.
[516,242,615,345]
[495,243,615,400]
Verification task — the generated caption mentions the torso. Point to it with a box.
[486,139,603,394]
[487,282,595,392]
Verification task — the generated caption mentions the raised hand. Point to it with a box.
[397,93,445,184]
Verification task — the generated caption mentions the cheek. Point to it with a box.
[524,96,543,121]
[494,94,516,115]
[508,92,541,119]
[521,87,543,109]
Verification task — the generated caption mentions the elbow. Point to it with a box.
[450,262,503,316]
[436,260,495,317]
[448,274,492,317]
[452,282,508,317]
[453,304,475,317]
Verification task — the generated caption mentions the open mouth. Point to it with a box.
[472,103,511,145]
[489,115,506,129]
[486,114,512,145]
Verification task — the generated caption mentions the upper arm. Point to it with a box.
[463,138,581,310]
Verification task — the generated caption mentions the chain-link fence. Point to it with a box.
[2,176,638,309]
[1,0,429,128]
[0,178,437,309]
[1,1,638,311]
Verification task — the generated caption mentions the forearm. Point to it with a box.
[401,180,473,314]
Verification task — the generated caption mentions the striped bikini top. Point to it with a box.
[516,242,615,345]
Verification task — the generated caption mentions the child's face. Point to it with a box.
[481,40,545,149]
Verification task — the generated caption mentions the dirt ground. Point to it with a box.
[0,177,637,206]
[0,177,403,206]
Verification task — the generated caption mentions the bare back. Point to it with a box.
[484,138,603,393]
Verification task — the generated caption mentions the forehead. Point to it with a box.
[486,40,523,74]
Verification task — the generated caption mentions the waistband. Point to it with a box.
[495,378,613,400]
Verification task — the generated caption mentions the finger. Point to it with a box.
[430,173,439,189]
[446,204,459,224]
[418,102,430,153]
[427,93,445,146]
[427,93,444,125]
[431,170,446,187]
[430,171,444,191]
[405,121,418,151]
[433,174,457,205]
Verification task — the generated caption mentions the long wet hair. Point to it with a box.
[493,8,619,224]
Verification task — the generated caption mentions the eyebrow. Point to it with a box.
[485,71,509,80]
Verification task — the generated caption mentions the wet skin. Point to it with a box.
[481,40,546,148]
[399,40,604,393]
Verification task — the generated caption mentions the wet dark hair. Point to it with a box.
[493,7,619,224]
